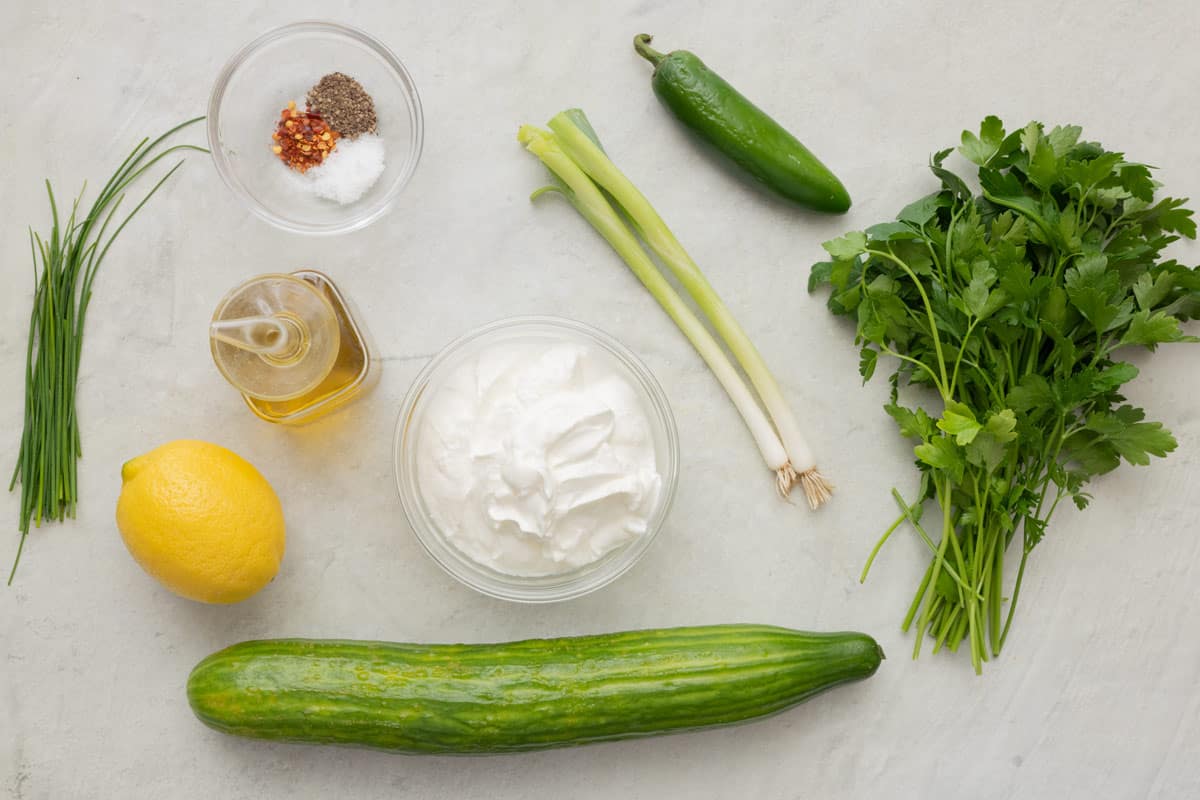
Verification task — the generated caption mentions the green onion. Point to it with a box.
[9,117,207,583]
[519,112,829,505]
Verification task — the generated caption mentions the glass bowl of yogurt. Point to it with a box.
[394,317,680,602]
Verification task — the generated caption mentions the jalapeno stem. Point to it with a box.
[633,34,666,67]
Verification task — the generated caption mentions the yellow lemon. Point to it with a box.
[116,440,286,604]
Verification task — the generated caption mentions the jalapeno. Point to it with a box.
[635,34,851,214]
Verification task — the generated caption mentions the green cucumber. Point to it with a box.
[187,624,882,754]
[634,34,851,213]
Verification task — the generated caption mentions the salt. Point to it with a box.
[287,135,386,205]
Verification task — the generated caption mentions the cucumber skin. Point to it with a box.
[187,625,882,755]
[651,51,851,213]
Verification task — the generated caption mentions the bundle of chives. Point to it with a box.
[9,117,207,583]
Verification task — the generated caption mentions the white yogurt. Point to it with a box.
[416,339,662,577]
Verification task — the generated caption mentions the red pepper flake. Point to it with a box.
[272,101,339,172]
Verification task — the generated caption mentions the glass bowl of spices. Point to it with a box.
[394,317,681,603]
[209,20,423,235]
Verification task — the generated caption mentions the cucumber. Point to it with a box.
[634,34,851,214]
[187,625,882,754]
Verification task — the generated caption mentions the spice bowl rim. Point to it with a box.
[393,316,680,603]
[207,19,424,236]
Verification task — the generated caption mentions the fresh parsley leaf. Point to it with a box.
[808,260,834,292]
[866,221,917,242]
[965,431,1008,473]
[1085,407,1178,465]
[1065,253,1131,332]
[937,402,982,445]
[991,212,1029,245]
[1157,199,1197,238]
[858,295,886,343]
[1093,362,1139,392]
[898,192,947,226]
[1063,152,1122,191]
[1008,375,1054,412]
[829,258,857,289]
[822,231,868,260]
[930,162,973,202]
[1046,124,1082,157]
[886,240,934,276]
[980,168,1048,230]
[1062,432,1121,476]
[997,258,1037,303]
[960,115,1006,166]
[1133,271,1176,310]
[915,436,965,481]
[1119,163,1155,203]
[859,346,879,382]
[962,277,990,318]
[984,409,1018,442]
[832,283,862,313]
[885,403,933,439]
[1027,140,1060,191]
[1120,309,1200,348]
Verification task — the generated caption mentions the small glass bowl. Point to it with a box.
[394,317,680,602]
[208,20,423,235]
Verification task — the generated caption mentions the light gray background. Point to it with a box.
[3,1,1198,798]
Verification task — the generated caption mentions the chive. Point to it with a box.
[8,117,207,584]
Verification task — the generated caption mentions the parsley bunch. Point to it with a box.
[810,117,1198,672]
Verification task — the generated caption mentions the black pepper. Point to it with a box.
[306,72,378,139]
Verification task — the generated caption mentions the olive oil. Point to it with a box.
[210,270,377,425]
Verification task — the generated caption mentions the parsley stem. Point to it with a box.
[943,207,962,290]
[942,497,979,673]
[969,603,985,671]
[861,510,906,583]
[948,318,981,397]
[932,603,957,653]
[902,559,934,633]
[947,611,970,654]
[956,356,1002,404]
[918,223,945,283]
[890,488,979,597]
[998,545,1031,650]
[915,478,955,657]
[969,474,987,590]
[990,527,1004,655]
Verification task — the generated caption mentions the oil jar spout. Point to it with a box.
[209,316,297,357]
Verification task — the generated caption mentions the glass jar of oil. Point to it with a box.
[210,270,377,424]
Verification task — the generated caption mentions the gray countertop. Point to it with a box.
[3,1,1198,797]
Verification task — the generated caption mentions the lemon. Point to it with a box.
[116,440,286,604]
